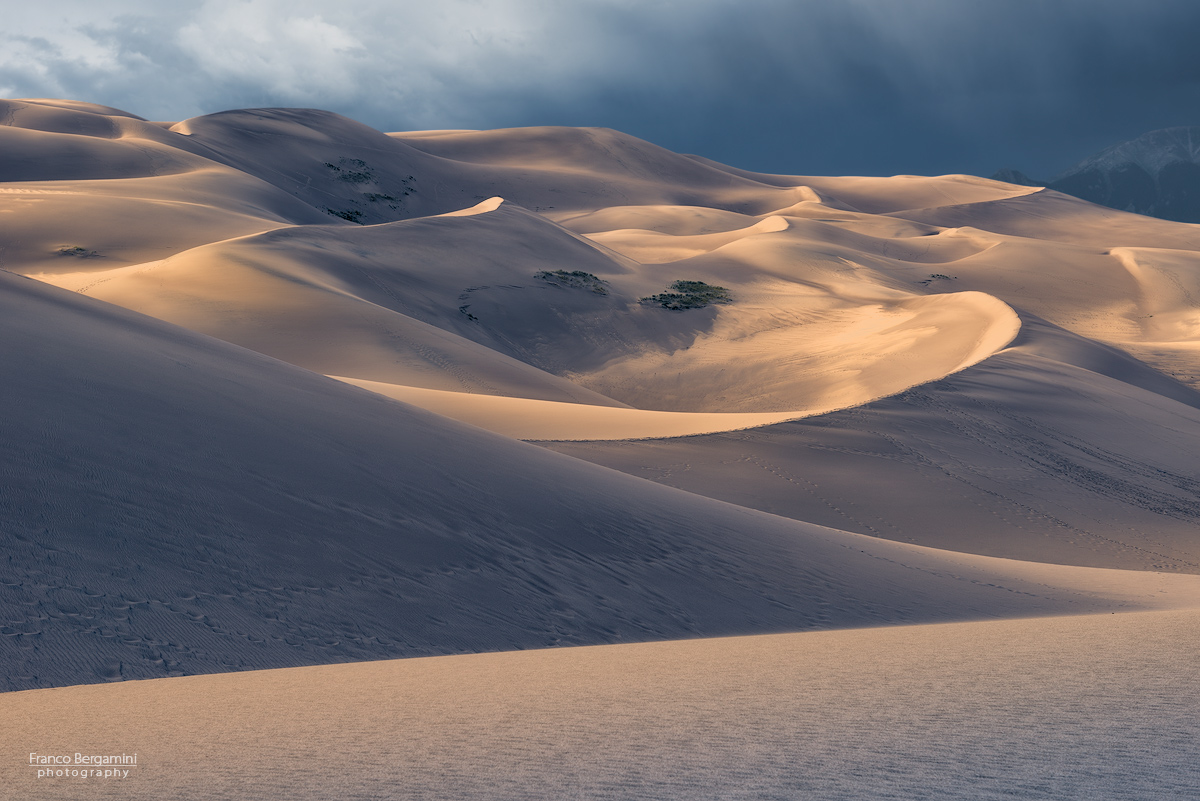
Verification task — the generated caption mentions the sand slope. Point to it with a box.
[5,609,1199,800]
[52,196,1020,424]
[547,315,1200,571]
[552,330,1200,568]
[5,271,1200,692]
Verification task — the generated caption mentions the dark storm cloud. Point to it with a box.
[535,0,1200,177]
[3,0,1199,177]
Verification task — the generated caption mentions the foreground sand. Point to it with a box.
[5,609,1199,800]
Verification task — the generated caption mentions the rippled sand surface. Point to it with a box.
[5,609,1199,800]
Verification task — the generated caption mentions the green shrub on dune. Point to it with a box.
[640,280,732,310]
[535,270,610,295]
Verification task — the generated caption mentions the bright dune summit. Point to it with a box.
[3,98,1200,799]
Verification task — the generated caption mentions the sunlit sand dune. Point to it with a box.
[682,155,1043,210]
[392,125,822,215]
[329,377,808,440]
[549,316,1200,571]
[552,203,760,235]
[40,196,1019,416]
[582,214,791,263]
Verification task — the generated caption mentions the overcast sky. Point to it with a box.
[3,0,1199,178]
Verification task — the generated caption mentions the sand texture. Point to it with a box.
[4,610,1200,800]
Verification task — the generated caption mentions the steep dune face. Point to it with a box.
[159,113,813,224]
[168,109,482,224]
[1111,246,1200,342]
[869,191,1200,389]
[1106,247,1200,387]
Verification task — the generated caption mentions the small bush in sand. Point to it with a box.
[535,270,609,295]
[57,246,101,258]
[640,280,732,310]
[325,208,364,224]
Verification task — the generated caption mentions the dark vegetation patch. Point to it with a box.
[535,270,609,295]
[58,246,102,258]
[325,208,364,223]
[320,158,417,214]
[640,280,732,310]
[917,273,957,286]
[325,158,373,183]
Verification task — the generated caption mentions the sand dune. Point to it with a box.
[0,100,335,279]
[12,100,1199,404]
[583,214,792,263]
[5,269,1200,694]
[53,199,641,401]
[393,125,821,215]
[564,187,1200,394]
[552,203,761,235]
[33,195,1019,417]
[548,316,1200,572]
[887,187,1200,249]
[681,154,1042,211]
[5,99,1200,797]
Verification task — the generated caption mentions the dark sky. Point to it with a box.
[4,0,1200,179]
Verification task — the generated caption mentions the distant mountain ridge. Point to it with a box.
[993,126,1200,223]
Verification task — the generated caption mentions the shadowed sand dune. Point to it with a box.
[4,98,1200,797]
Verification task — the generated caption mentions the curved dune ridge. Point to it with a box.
[4,97,1200,711]
[35,192,1025,427]
[328,289,1019,440]
[329,377,810,440]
